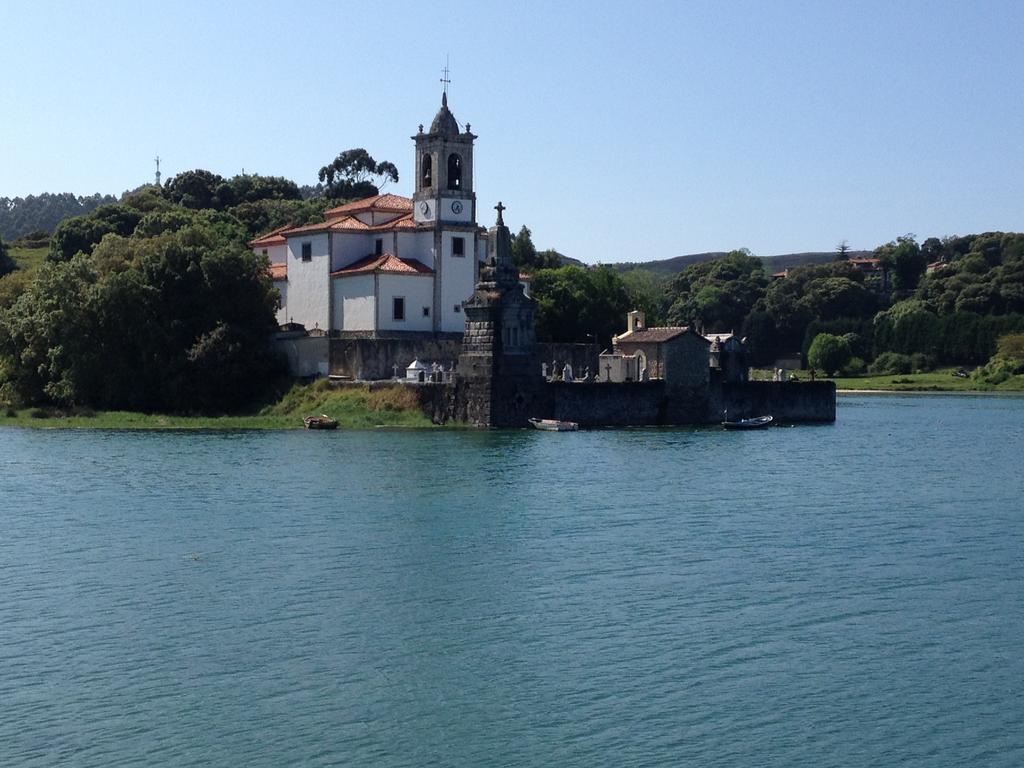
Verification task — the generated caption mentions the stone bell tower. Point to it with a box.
[412,92,477,226]
[457,202,542,427]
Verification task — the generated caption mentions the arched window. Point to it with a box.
[447,153,462,190]
[422,154,432,188]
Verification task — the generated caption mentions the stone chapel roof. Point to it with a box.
[429,92,460,136]
[616,327,707,344]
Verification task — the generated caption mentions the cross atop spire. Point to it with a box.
[494,201,506,226]
[440,56,451,103]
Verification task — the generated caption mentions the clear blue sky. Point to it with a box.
[1,0,1021,262]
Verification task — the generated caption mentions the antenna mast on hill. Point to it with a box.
[154,155,161,187]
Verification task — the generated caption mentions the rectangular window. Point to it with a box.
[375,238,383,256]
[301,242,312,262]
[261,248,268,257]
[393,297,405,321]
[452,237,465,257]
[453,304,462,313]
[422,306,430,317]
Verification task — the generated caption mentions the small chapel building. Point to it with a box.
[249,93,487,336]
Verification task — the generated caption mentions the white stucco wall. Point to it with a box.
[438,197,474,224]
[285,233,330,332]
[255,243,287,264]
[439,230,477,332]
[378,274,435,332]
[274,279,288,325]
[331,232,375,271]
[397,231,434,268]
[332,274,376,331]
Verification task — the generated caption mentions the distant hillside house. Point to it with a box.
[249,93,486,335]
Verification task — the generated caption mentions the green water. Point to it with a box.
[1,394,1022,766]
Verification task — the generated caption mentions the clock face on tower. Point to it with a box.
[419,201,430,216]
[451,200,463,214]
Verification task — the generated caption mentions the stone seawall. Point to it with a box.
[712,381,836,423]
[409,378,836,427]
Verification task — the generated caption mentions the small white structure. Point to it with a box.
[406,359,429,382]
[598,351,640,383]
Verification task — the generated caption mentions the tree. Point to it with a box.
[0,235,15,278]
[1,225,283,412]
[161,170,227,210]
[317,149,398,200]
[50,204,144,262]
[511,225,538,268]
[531,265,632,347]
[665,250,768,331]
[807,333,851,376]
[836,240,851,260]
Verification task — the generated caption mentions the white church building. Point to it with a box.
[250,93,488,336]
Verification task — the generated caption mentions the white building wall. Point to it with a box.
[332,274,376,331]
[274,279,288,325]
[397,231,435,269]
[255,243,287,264]
[285,233,330,332]
[331,232,374,271]
[439,230,477,332]
[378,275,435,332]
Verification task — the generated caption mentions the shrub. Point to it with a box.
[869,352,913,375]
[807,333,851,376]
[842,357,867,375]
[910,353,935,372]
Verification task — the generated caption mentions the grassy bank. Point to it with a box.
[0,380,436,430]
[754,366,1024,392]
[10,245,49,272]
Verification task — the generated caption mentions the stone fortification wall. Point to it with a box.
[330,334,462,380]
[546,381,666,427]
[711,381,836,423]
[536,343,600,378]
[412,378,835,427]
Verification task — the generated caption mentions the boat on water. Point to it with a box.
[303,414,339,430]
[722,415,773,430]
[528,418,579,432]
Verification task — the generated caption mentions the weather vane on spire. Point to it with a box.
[440,56,451,100]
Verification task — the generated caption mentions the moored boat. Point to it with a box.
[303,414,339,430]
[528,418,579,432]
[722,415,773,430]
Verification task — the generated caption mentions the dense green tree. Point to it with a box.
[807,333,851,376]
[741,310,777,366]
[531,265,632,347]
[836,240,851,260]
[0,225,282,412]
[161,169,228,210]
[317,149,398,200]
[666,250,768,331]
[620,269,670,328]
[0,235,14,278]
[511,225,537,268]
[0,192,117,241]
[50,204,144,262]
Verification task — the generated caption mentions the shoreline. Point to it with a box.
[838,388,1024,396]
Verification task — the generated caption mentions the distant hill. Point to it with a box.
[607,250,871,278]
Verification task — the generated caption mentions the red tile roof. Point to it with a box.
[331,253,433,277]
[268,262,287,280]
[616,327,702,344]
[278,211,424,237]
[248,225,290,248]
[324,194,413,219]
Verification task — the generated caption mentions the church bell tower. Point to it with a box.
[412,92,476,226]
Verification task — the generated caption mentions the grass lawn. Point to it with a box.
[0,381,437,430]
[9,245,49,272]
[830,368,1024,392]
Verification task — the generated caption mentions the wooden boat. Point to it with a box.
[528,418,579,432]
[722,415,773,430]
[303,414,339,430]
